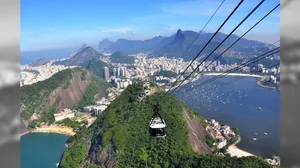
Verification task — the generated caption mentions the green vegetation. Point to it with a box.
[80,58,114,78]
[21,67,110,131]
[150,81,156,87]
[60,127,92,168]
[28,120,39,129]
[182,103,208,128]
[60,82,271,168]
[154,70,178,78]
[39,105,57,124]
[57,118,82,129]
[260,77,280,89]
[110,51,134,64]
[227,128,240,146]
[81,70,87,81]
[72,75,111,110]
[200,136,215,148]
[21,69,73,120]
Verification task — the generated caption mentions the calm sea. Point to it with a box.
[21,133,69,168]
[175,76,280,157]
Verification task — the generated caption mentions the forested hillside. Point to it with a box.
[110,51,134,64]
[59,82,271,168]
[80,58,114,78]
[20,67,110,133]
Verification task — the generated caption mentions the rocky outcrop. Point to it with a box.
[183,109,211,154]
[48,71,91,111]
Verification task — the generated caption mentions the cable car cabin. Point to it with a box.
[149,116,166,138]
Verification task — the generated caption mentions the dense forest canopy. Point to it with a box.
[59,82,272,168]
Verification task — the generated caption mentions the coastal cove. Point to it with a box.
[21,133,69,168]
[21,125,75,137]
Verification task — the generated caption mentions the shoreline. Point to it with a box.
[21,125,76,137]
[202,73,278,90]
[256,76,278,90]
[202,73,262,78]
[168,73,262,92]
[227,136,256,157]
[20,71,37,84]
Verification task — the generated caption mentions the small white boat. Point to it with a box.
[253,138,257,141]
[56,163,59,167]
[264,132,268,135]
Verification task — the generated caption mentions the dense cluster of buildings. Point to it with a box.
[125,54,280,85]
[131,54,189,81]
[256,64,280,74]
[20,60,77,86]
[103,66,133,89]
[103,66,129,81]
[113,67,128,78]
[206,119,237,149]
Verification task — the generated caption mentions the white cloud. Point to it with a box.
[161,25,177,31]
[101,26,134,34]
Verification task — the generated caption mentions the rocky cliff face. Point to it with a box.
[48,71,91,111]
[20,67,110,134]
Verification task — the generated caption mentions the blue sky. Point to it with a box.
[21,0,280,51]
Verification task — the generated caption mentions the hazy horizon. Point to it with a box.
[21,0,280,52]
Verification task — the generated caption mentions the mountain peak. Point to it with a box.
[176,29,182,35]
[174,29,185,44]
[77,44,88,52]
[56,46,102,66]
[82,43,87,48]
[31,58,50,67]
[98,38,114,50]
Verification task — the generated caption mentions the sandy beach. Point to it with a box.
[31,125,75,136]
[227,145,255,157]
[202,73,262,78]
[227,136,255,157]
[21,71,37,82]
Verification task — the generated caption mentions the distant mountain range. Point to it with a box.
[110,51,134,64]
[98,29,278,62]
[31,58,50,67]
[23,29,279,66]
[55,46,103,66]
